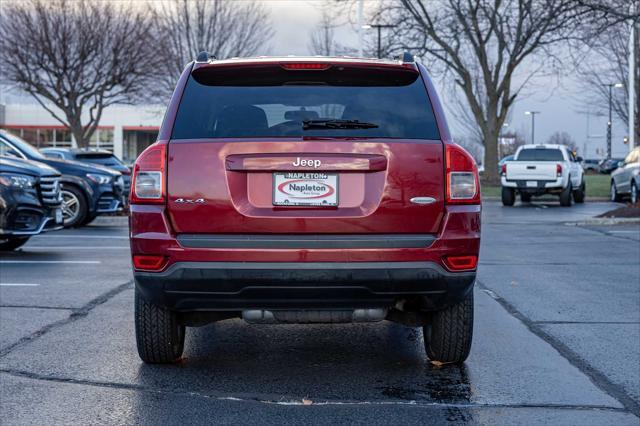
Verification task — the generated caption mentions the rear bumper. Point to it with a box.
[134,261,475,311]
[129,204,481,312]
[501,176,565,191]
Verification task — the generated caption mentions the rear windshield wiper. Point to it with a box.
[302,119,379,130]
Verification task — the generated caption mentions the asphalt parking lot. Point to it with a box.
[1,200,639,425]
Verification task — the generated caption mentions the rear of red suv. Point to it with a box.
[130,54,481,364]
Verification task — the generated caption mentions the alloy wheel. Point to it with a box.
[632,182,638,204]
[61,189,81,225]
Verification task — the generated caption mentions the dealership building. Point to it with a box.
[0,103,165,163]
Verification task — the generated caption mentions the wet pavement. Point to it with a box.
[1,200,639,425]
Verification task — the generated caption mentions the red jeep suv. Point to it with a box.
[130,53,481,364]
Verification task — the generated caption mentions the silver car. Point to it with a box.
[611,147,640,203]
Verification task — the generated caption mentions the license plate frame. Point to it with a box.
[526,181,537,188]
[272,172,338,207]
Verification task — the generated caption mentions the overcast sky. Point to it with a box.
[267,0,631,158]
[2,0,630,158]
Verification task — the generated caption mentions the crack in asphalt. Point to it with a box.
[0,369,630,413]
[477,282,640,418]
[0,280,133,358]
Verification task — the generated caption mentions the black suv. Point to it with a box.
[41,148,131,202]
[0,156,63,250]
[0,130,124,227]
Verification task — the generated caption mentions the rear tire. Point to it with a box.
[631,181,638,204]
[423,291,474,364]
[520,193,532,203]
[0,236,30,251]
[573,180,586,204]
[135,288,185,364]
[610,181,622,202]
[560,182,573,207]
[501,187,515,206]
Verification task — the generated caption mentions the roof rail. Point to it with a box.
[401,51,415,64]
[195,51,216,63]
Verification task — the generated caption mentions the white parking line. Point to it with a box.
[0,260,101,264]
[0,283,40,287]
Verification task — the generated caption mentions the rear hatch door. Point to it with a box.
[166,61,445,235]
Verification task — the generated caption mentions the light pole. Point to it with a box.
[525,111,540,144]
[362,24,396,59]
[604,83,624,159]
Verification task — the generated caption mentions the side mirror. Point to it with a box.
[576,156,583,162]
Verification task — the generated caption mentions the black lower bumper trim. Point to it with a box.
[177,234,436,249]
[134,261,475,311]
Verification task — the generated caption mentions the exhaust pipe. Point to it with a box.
[242,309,387,324]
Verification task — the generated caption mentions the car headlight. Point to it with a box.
[0,173,37,189]
[86,173,112,185]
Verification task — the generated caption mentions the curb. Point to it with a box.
[565,218,640,226]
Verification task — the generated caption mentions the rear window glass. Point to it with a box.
[171,70,440,140]
[516,149,564,161]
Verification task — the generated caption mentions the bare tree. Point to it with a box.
[308,1,358,56]
[578,26,639,135]
[156,0,273,97]
[546,131,577,151]
[309,2,339,56]
[0,0,156,149]
[383,0,586,184]
[575,0,640,26]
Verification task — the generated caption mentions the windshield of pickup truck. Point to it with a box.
[516,148,564,161]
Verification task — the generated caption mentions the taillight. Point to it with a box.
[501,164,507,176]
[445,144,480,204]
[130,142,166,204]
[556,164,562,177]
[444,255,478,271]
[133,255,167,271]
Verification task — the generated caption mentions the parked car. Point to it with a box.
[41,148,131,203]
[0,156,63,250]
[610,147,640,203]
[0,130,124,227]
[130,54,481,364]
[501,144,585,206]
[599,157,625,174]
[581,158,601,173]
[498,154,514,174]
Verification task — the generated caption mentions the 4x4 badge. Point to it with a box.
[174,198,205,204]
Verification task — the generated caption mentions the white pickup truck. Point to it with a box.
[500,144,585,206]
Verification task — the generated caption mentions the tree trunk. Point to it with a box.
[69,123,88,149]
[482,128,500,186]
